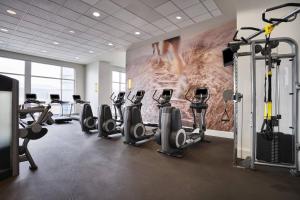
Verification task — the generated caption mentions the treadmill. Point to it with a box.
[69,95,90,121]
[50,94,72,124]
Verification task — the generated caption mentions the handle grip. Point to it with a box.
[262,3,300,24]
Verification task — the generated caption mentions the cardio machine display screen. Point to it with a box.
[50,94,60,100]
[26,93,37,100]
[118,92,125,98]
[73,95,81,101]
[223,47,234,67]
[195,88,208,96]
[162,90,171,96]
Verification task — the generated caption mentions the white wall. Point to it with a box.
[235,0,300,166]
[85,61,99,112]
[90,51,126,68]
[85,61,125,112]
[0,49,85,99]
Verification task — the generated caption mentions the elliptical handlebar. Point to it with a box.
[152,90,161,104]
[126,91,135,104]
[262,3,300,24]
[185,88,193,103]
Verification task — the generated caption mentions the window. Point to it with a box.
[31,62,75,114]
[0,57,25,103]
[112,71,126,94]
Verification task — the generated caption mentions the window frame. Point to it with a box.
[112,71,126,94]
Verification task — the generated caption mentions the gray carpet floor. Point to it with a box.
[0,122,300,200]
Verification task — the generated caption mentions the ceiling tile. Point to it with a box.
[64,0,91,14]
[152,18,173,29]
[81,0,99,6]
[77,15,98,27]
[211,9,222,17]
[151,29,165,36]
[85,7,108,21]
[163,24,177,32]
[140,23,159,33]
[57,7,82,20]
[29,0,61,13]
[166,11,190,24]
[184,3,208,18]
[110,0,133,8]
[193,13,212,23]
[0,13,20,24]
[68,21,89,32]
[155,1,179,16]
[177,19,194,28]
[141,0,169,8]
[172,0,199,9]
[48,0,67,5]
[0,0,32,11]
[94,0,121,13]
[113,9,136,22]
[125,1,163,22]
[202,0,218,11]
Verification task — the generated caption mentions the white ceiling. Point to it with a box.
[0,0,222,64]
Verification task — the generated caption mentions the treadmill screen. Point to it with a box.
[162,90,171,96]
[136,90,144,97]
[50,94,60,100]
[118,92,125,98]
[222,47,234,67]
[195,88,208,96]
[26,93,37,100]
[73,95,81,101]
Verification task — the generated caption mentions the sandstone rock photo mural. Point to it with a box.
[126,20,235,132]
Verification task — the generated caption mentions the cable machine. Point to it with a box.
[223,3,300,175]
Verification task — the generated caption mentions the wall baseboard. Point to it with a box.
[205,129,233,139]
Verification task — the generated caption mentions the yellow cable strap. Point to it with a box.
[264,103,268,119]
[267,101,272,120]
[264,24,274,36]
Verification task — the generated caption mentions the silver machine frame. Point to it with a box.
[232,37,300,175]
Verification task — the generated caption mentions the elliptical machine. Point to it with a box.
[98,92,126,138]
[123,89,173,146]
[156,87,210,157]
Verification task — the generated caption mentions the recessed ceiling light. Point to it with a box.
[1,28,8,32]
[0,41,3,44]
[41,50,47,53]
[75,57,80,59]
[176,16,182,20]
[108,42,113,46]
[7,9,16,15]
[134,31,141,35]
[69,30,75,34]
[53,41,59,45]
[89,50,94,53]
[93,12,100,17]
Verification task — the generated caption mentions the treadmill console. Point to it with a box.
[162,89,173,101]
[50,94,60,101]
[195,88,208,99]
[26,93,37,100]
[117,92,125,99]
[72,95,81,101]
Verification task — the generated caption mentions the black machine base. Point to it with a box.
[157,149,184,158]
[256,132,294,164]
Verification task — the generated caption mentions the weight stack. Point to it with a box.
[256,132,294,164]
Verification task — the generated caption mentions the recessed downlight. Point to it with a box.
[53,41,59,45]
[41,50,47,53]
[7,10,16,15]
[75,57,80,59]
[108,42,113,46]
[176,16,182,20]
[0,41,3,44]
[69,30,75,34]
[134,31,141,35]
[93,12,100,17]
[89,50,94,53]
[1,28,8,32]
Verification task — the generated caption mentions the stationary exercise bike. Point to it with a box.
[123,89,173,146]
[156,87,210,157]
[98,92,126,138]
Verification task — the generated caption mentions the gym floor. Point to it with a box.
[0,123,300,200]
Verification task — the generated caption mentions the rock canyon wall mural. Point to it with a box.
[126,21,235,131]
